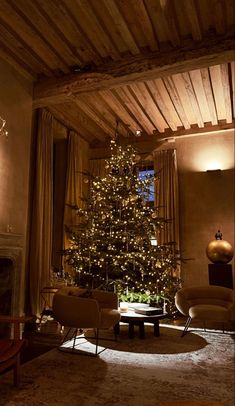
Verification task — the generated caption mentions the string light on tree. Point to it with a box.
[63,139,180,313]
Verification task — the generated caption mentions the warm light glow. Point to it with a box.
[206,161,221,171]
[119,302,129,312]
[189,135,234,172]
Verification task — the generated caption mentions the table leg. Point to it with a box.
[154,321,160,337]
[139,322,145,339]
[129,323,135,339]
[114,322,120,335]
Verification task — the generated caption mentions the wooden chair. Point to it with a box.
[0,315,32,386]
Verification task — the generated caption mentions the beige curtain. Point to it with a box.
[153,149,179,252]
[89,158,106,178]
[64,131,89,253]
[29,109,54,316]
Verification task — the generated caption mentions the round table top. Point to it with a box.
[120,310,168,322]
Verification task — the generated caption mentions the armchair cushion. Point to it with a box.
[100,309,120,329]
[189,304,230,322]
[175,285,234,322]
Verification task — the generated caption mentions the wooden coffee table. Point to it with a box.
[115,311,168,339]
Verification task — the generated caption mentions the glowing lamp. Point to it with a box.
[150,237,158,246]
[119,302,129,313]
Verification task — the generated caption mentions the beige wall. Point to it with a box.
[0,59,33,313]
[175,130,234,288]
[0,58,234,314]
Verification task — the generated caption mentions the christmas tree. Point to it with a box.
[64,140,180,313]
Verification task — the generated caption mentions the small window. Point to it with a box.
[138,166,155,206]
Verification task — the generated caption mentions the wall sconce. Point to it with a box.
[0,116,8,137]
[206,169,221,173]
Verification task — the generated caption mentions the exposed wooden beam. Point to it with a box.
[128,0,158,52]
[110,88,146,134]
[144,80,177,131]
[90,121,235,159]
[212,0,226,35]
[0,38,36,81]
[200,68,218,125]
[48,103,106,143]
[163,76,191,129]
[182,72,204,128]
[73,95,116,138]
[220,63,233,123]
[33,35,235,107]
[130,82,167,132]
[118,86,155,134]
[159,0,181,47]
[155,120,235,139]
[98,89,138,135]
[184,0,202,41]
[98,0,140,55]
[209,64,226,120]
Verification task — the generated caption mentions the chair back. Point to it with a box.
[53,291,100,328]
[175,285,234,316]
[52,287,119,328]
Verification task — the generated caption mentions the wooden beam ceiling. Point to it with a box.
[33,34,235,107]
[0,0,234,145]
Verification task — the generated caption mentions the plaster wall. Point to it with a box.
[0,59,33,314]
[175,131,234,288]
[0,57,234,315]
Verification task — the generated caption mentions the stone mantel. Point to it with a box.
[0,232,23,248]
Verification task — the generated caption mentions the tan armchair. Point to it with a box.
[175,285,234,337]
[52,287,120,355]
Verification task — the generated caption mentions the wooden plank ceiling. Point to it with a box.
[0,0,234,151]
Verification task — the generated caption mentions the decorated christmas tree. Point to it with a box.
[64,140,180,313]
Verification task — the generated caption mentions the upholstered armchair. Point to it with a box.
[175,285,234,337]
[52,287,120,355]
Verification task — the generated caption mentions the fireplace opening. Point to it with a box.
[0,257,14,337]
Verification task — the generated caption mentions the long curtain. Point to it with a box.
[153,149,180,253]
[63,131,89,254]
[89,158,106,178]
[29,109,54,316]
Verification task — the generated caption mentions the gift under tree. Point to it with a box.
[63,139,180,313]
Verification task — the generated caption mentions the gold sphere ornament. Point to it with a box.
[206,230,233,264]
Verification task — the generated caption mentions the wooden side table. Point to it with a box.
[116,311,168,339]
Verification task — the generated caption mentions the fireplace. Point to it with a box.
[0,232,23,317]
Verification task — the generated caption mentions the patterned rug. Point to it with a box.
[0,324,234,406]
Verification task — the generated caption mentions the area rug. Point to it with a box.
[0,324,234,406]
